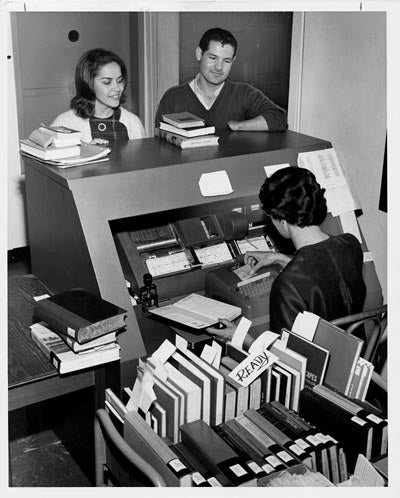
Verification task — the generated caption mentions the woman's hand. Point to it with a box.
[244,251,291,274]
[206,318,237,343]
[89,138,109,146]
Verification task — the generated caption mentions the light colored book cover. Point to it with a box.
[149,293,241,329]
[30,322,120,374]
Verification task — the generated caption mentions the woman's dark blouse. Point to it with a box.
[269,233,366,334]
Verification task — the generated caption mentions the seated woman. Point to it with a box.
[208,166,366,347]
[51,48,145,143]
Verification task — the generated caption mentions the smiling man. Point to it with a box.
[155,27,288,132]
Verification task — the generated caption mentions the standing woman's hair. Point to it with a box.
[71,48,128,119]
[259,167,328,227]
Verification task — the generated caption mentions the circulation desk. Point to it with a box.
[23,130,382,385]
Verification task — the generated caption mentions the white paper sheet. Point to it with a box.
[199,170,233,196]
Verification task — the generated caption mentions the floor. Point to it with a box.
[8,252,95,487]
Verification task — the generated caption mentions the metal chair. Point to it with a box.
[94,408,166,487]
[331,304,387,365]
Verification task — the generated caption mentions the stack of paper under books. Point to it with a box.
[30,289,127,374]
[156,111,219,149]
[19,124,111,167]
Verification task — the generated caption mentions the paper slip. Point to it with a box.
[339,211,362,243]
[200,344,218,365]
[33,294,50,301]
[231,316,252,349]
[199,170,233,197]
[248,330,280,355]
[264,163,290,177]
[151,339,176,364]
[175,334,188,352]
[229,346,278,387]
[292,311,320,341]
[211,341,222,369]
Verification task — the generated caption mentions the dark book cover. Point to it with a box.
[299,387,373,473]
[34,288,127,344]
[170,443,212,487]
[180,419,255,486]
[313,319,363,395]
[285,330,330,389]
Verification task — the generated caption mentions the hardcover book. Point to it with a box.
[312,319,364,395]
[156,128,219,149]
[29,322,120,374]
[180,419,256,486]
[29,126,82,147]
[283,329,330,389]
[33,289,127,344]
[148,293,241,329]
[162,112,205,128]
[20,139,81,160]
[123,411,192,487]
[33,321,117,353]
[159,121,215,137]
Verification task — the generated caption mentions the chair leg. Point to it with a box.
[94,412,107,486]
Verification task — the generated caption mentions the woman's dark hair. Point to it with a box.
[71,48,127,119]
[259,167,327,227]
[198,27,238,57]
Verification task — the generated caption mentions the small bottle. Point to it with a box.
[139,273,158,311]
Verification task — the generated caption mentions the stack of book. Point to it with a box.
[30,289,127,374]
[156,112,219,149]
[20,124,111,167]
[20,125,82,160]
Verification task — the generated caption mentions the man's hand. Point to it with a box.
[228,115,268,131]
[206,318,236,343]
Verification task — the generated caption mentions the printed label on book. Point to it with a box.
[295,438,311,450]
[247,461,263,474]
[228,345,278,387]
[305,435,321,447]
[229,464,248,477]
[168,458,187,473]
[289,443,305,456]
[208,477,223,486]
[351,415,367,426]
[366,413,383,424]
[192,472,207,485]
[265,455,282,468]
[262,463,275,474]
[276,450,293,463]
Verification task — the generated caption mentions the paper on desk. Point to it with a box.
[199,170,233,196]
[264,163,290,177]
[298,148,357,216]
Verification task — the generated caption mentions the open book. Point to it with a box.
[148,293,242,329]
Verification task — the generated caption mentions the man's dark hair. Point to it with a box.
[259,167,328,227]
[71,48,127,119]
[198,27,238,57]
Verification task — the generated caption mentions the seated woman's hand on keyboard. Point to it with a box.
[206,318,236,342]
[244,251,291,275]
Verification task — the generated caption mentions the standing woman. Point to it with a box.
[51,48,145,143]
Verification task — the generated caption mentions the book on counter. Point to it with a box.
[159,120,216,138]
[19,139,81,160]
[33,288,127,344]
[33,321,118,353]
[30,125,82,147]
[156,128,219,149]
[162,112,205,128]
[148,293,241,329]
[29,322,120,374]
